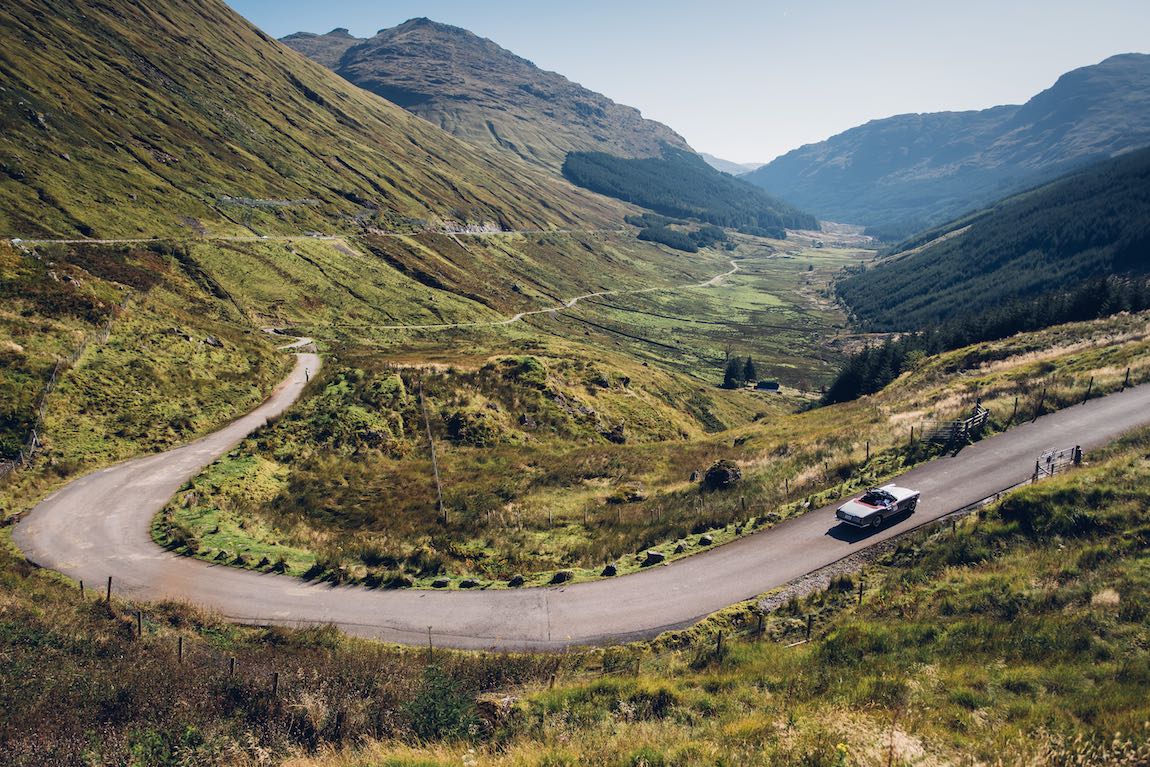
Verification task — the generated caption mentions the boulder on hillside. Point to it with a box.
[703,459,742,490]
[643,550,666,566]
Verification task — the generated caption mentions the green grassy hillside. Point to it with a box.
[0,0,627,238]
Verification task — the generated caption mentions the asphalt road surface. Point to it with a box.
[15,351,1150,650]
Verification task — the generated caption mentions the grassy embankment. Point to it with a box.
[0,240,289,518]
[5,423,1150,766]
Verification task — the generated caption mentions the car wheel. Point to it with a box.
[871,515,883,529]
[907,498,918,512]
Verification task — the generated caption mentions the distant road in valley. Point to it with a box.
[15,343,1150,650]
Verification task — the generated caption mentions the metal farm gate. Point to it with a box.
[1033,446,1083,480]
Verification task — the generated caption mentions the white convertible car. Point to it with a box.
[836,483,920,528]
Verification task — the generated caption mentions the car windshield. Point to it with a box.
[861,490,890,505]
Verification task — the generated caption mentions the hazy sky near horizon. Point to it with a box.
[229,0,1150,163]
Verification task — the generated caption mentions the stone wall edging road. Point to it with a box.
[13,342,1150,650]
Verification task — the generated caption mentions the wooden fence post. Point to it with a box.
[228,657,236,677]
[806,614,813,641]
[271,672,279,697]
[106,576,112,603]
[1010,396,1019,424]
[136,611,143,638]
[865,440,870,462]
[1033,387,1046,422]
[79,580,85,598]
[177,636,184,664]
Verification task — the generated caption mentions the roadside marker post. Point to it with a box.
[228,657,236,677]
[177,636,184,664]
[106,576,112,603]
[806,614,813,641]
[79,579,84,598]
[1083,377,1094,404]
[136,611,143,638]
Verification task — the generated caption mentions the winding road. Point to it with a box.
[14,335,1150,650]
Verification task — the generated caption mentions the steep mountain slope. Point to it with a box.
[0,0,626,238]
[745,54,1150,236]
[281,19,692,171]
[563,148,816,235]
[837,146,1150,332]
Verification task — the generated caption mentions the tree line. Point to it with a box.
[823,275,1150,404]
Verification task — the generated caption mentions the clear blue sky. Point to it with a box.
[227,0,1150,163]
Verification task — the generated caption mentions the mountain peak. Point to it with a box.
[284,19,691,171]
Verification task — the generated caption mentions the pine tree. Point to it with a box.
[722,357,744,389]
[743,356,757,383]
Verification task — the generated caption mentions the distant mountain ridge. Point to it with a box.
[282,19,693,171]
[744,53,1150,237]
[699,153,761,175]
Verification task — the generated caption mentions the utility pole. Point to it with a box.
[419,382,446,525]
